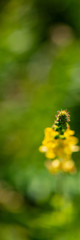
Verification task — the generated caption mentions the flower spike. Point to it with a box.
[53,110,70,134]
[39,110,79,174]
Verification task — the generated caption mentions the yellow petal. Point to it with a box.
[39,146,47,153]
[71,145,80,152]
[69,136,78,145]
[46,150,56,159]
[69,130,75,135]
[61,160,76,173]
[64,129,75,137]
[44,128,52,136]
[46,159,61,174]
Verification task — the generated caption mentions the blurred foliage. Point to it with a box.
[0,0,80,239]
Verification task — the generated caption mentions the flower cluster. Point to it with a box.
[39,110,79,174]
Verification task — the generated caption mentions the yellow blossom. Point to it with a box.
[39,110,79,174]
[61,160,76,173]
[46,160,61,174]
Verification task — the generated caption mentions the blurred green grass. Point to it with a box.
[0,0,80,239]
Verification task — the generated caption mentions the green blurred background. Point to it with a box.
[0,0,80,239]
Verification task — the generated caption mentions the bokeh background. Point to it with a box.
[0,0,80,239]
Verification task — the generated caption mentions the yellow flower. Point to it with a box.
[71,145,80,152]
[46,160,61,174]
[39,146,47,153]
[61,160,76,173]
[46,149,56,159]
[39,110,79,174]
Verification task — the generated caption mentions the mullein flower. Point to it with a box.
[39,110,79,174]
